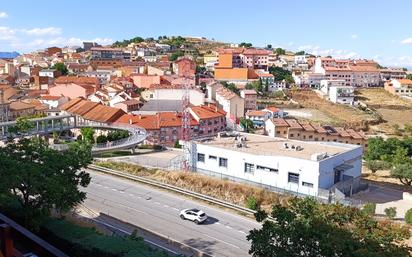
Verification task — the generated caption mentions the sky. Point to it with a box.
[1,0,412,67]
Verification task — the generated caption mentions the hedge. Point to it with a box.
[40,219,171,257]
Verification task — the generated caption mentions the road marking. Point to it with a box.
[154,202,161,205]
[225,225,232,229]
[96,184,102,187]
[172,207,179,211]
[119,191,125,194]
[129,194,134,197]
[137,196,142,199]
[104,186,109,189]
[215,222,221,225]
[163,205,169,208]
[238,230,247,234]
[112,188,118,192]
[203,234,240,249]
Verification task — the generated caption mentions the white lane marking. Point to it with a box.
[129,194,134,197]
[238,230,247,234]
[137,196,142,199]
[112,188,118,192]
[96,184,102,187]
[104,186,109,189]
[203,234,240,249]
[154,202,161,205]
[163,205,169,208]
[225,225,232,229]
[215,222,221,225]
[119,191,125,194]
[172,207,179,211]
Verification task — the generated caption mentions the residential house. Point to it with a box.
[172,57,196,77]
[245,110,271,127]
[264,118,367,148]
[384,79,412,98]
[39,69,60,78]
[240,89,257,111]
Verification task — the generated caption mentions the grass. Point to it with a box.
[286,89,379,129]
[95,161,290,211]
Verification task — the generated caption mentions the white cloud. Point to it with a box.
[401,37,412,44]
[0,12,8,18]
[296,44,359,59]
[351,34,358,39]
[22,27,62,36]
[0,26,16,40]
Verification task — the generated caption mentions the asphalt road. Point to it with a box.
[83,169,260,257]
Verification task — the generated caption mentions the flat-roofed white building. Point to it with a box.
[188,133,363,198]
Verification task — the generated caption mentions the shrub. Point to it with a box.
[246,195,260,210]
[96,135,108,144]
[405,208,412,224]
[174,140,182,149]
[362,203,376,215]
[384,207,397,219]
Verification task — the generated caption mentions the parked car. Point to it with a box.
[179,208,208,224]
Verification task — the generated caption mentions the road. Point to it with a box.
[83,169,259,257]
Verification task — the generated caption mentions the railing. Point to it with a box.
[88,164,259,217]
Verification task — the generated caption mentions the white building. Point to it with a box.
[189,133,363,197]
[320,80,354,105]
[293,72,325,88]
[39,69,58,78]
[142,86,206,106]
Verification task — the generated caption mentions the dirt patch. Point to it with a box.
[95,161,291,211]
[286,89,378,129]
[362,166,412,193]
[356,88,412,134]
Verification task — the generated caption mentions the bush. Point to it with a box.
[96,135,108,144]
[174,140,182,149]
[107,130,129,142]
[405,208,412,224]
[41,219,170,257]
[246,196,260,210]
[362,203,376,215]
[384,207,397,219]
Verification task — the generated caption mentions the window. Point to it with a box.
[302,182,313,188]
[257,165,278,173]
[197,153,205,162]
[288,173,299,184]
[244,163,254,174]
[219,158,227,168]
[209,155,217,160]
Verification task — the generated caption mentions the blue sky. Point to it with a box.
[1,0,412,67]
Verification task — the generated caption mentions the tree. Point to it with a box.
[366,160,389,173]
[239,42,253,48]
[246,196,260,210]
[52,62,68,75]
[247,197,411,257]
[405,208,412,224]
[406,74,412,80]
[384,207,397,219]
[362,202,376,215]
[266,44,272,49]
[96,135,107,144]
[0,138,91,228]
[169,50,184,61]
[275,48,285,55]
[391,163,412,185]
[295,50,306,55]
[8,117,35,136]
[221,81,240,95]
[404,123,412,135]
[80,127,95,144]
[264,79,269,92]
[268,66,293,83]
[240,118,254,133]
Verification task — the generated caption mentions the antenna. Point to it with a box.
[181,76,192,171]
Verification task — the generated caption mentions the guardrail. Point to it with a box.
[88,164,258,217]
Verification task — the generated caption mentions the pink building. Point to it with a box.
[240,89,258,111]
[173,58,196,77]
[131,74,161,88]
[49,83,95,99]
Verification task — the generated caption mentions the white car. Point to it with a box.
[179,208,208,224]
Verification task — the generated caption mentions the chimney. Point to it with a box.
[138,114,142,120]
[129,118,133,125]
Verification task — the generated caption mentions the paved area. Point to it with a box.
[105,149,185,169]
[83,169,258,257]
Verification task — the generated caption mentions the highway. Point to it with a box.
[83,169,260,257]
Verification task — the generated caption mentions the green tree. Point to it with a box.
[247,197,411,257]
[384,207,397,219]
[391,163,412,185]
[221,81,240,95]
[169,50,184,61]
[80,127,95,144]
[405,208,412,224]
[264,78,269,92]
[362,202,376,215]
[52,62,68,75]
[8,117,35,135]
[0,138,91,228]
[295,50,306,55]
[366,160,389,173]
[266,44,272,49]
[268,66,293,83]
[96,135,107,144]
[275,48,285,55]
[240,118,254,133]
[406,74,412,80]
[246,196,260,210]
[239,42,253,48]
